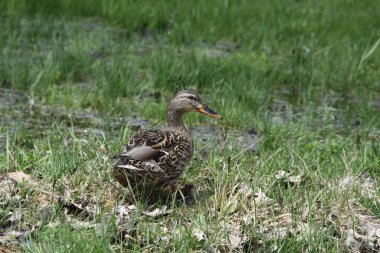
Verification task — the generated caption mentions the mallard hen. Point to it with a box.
[113,90,222,191]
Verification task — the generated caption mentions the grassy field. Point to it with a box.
[0,0,379,252]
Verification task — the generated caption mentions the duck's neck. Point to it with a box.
[167,109,187,131]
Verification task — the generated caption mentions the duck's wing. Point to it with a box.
[118,130,180,161]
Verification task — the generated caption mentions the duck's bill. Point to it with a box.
[197,105,222,119]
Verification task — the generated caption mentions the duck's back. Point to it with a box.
[113,129,193,189]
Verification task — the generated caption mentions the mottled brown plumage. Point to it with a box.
[112,90,221,190]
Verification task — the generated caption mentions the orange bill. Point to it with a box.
[197,105,222,119]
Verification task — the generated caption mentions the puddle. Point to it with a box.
[189,125,261,154]
[269,99,295,125]
[1,88,260,154]
[124,117,152,131]
[372,97,380,110]
[0,88,26,108]
[0,88,150,151]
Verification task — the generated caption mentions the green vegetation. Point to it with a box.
[0,0,379,252]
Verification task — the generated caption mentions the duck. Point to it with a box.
[112,90,222,191]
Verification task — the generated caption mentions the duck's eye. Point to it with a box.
[187,95,197,100]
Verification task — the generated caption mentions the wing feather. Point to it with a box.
[119,130,181,161]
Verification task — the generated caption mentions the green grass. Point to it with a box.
[0,0,379,252]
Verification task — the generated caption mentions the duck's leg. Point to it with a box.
[170,185,177,193]
[177,184,195,205]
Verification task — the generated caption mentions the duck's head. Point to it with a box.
[168,90,222,119]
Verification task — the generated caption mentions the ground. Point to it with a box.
[0,0,379,252]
